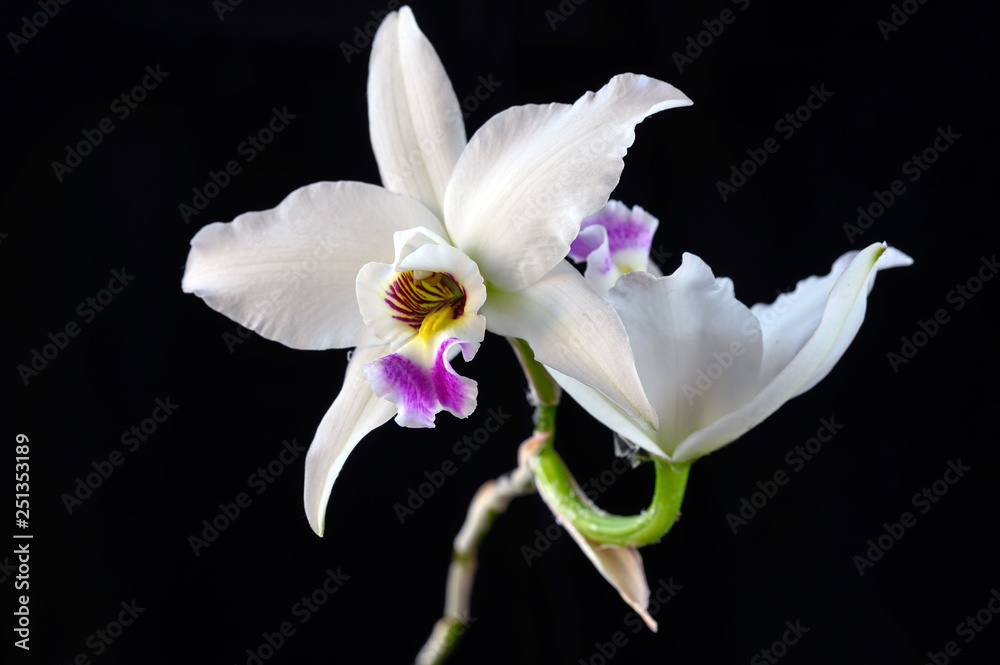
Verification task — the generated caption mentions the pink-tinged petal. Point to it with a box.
[569,200,660,295]
[572,200,659,261]
[444,74,691,292]
[364,336,478,428]
[670,243,911,462]
[182,181,445,351]
[304,343,397,536]
[482,260,657,429]
[368,6,466,220]
[567,223,608,264]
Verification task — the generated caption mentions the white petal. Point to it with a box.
[182,181,445,350]
[482,260,657,428]
[368,6,466,219]
[304,343,398,536]
[535,464,657,631]
[546,365,662,458]
[750,251,856,389]
[605,256,763,458]
[444,74,691,292]
[787,245,913,397]
[670,243,911,462]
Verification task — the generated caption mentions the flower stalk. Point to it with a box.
[532,451,690,547]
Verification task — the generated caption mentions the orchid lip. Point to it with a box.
[386,270,466,335]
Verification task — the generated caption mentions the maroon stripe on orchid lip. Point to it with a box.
[384,270,467,330]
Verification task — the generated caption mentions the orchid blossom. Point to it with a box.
[525,230,910,622]
[181,6,692,535]
[550,239,913,464]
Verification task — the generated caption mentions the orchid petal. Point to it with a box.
[546,365,660,455]
[569,200,660,295]
[751,247,914,395]
[482,260,657,428]
[304,343,397,536]
[444,74,691,291]
[364,336,478,428]
[368,6,466,219]
[671,243,911,462]
[749,252,856,389]
[605,257,763,458]
[182,181,445,350]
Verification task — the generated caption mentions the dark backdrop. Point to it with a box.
[5,1,998,664]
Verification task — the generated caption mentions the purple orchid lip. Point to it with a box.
[569,203,656,261]
[568,200,660,295]
[363,336,477,428]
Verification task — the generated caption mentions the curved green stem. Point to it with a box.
[506,335,689,547]
[533,448,690,547]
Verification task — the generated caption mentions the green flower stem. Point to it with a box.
[533,448,690,547]
[506,337,560,432]
[506,336,690,547]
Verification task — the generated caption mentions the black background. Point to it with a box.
[5,0,998,664]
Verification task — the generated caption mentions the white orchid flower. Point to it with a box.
[549,242,913,463]
[181,6,692,535]
[568,200,662,295]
